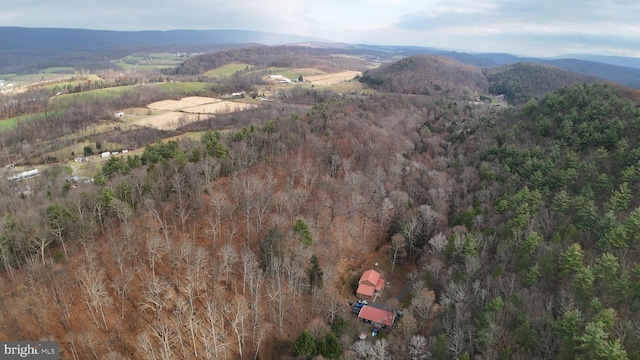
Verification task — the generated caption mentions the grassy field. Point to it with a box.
[263,67,326,80]
[204,63,254,77]
[43,74,104,90]
[0,115,26,131]
[116,52,185,71]
[40,67,75,74]
[157,82,210,93]
[0,111,66,131]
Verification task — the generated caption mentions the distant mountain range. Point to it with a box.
[0,27,322,50]
[352,45,640,89]
[2,26,640,90]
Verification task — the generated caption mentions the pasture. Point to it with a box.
[304,71,362,86]
[115,52,186,71]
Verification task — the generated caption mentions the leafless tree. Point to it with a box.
[201,156,221,193]
[136,331,159,360]
[351,340,374,359]
[145,199,169,242]
[220,244,239,288]
[208,191,230,251]
[411,288,439,324]
[171,170,192,233]
[371,339,390,360]
[301,161,319,191]
[376,197,394,244]
[402,215,421,256]
[241,248,264,347]
[230,296,249,359]
[408,335,429,360]
[200,295,228,359]
[150,317,176,360]
[110,198,134,240]
[31,230,53,265]
[140,275,171,321]
[147,236,168,281]
[267,258,285,336]
[389,233,407,273]
[79,257,113,330]
[428,232,448,254]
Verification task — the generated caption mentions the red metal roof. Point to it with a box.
[356,283,375,297]
[359,269,381,286]
[358,306,396,327]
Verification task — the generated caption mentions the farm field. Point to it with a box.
[132,97,255,130]
[305,70,362,86]
[130,111,200,130]
[115,52,186,71]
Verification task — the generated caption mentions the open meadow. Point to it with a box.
[305,70,362,85]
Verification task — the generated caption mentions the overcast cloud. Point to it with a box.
[3,0,640,57]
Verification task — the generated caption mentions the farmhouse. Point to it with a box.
[356,269,385,300]
[358,305,396,328]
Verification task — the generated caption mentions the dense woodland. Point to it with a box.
[484,63,604,104]
[1,49,640,360]
[358,55,488,100]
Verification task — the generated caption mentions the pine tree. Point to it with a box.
[561,243,585,277]
[292,330,317,359]
[307,255,323,290]
[318,333,342,359]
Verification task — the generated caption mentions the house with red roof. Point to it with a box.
[356,269,385,300]
[357,305,396,328]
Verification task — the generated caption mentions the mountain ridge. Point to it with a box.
[3,27,640,90]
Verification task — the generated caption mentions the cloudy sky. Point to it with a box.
[3,0,640,57]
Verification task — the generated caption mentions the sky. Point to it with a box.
[3,0,640,58]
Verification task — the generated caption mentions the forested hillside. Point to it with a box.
[2,43,640,360]
[0,87,472,359]
[460,83,640,359]
[485,62,605,104]
[357,55,613,106]
[169,46,374,76]
[358,55,488,99]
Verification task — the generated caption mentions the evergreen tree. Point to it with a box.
[307,255,323,290]
[318,333,342,359]
[294,219,313,246]
[561,243,585,277]
[292,331,317,359]
[576,321,629,360]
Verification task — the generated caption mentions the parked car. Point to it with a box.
[358,300,368,305]
[372,327,380,337]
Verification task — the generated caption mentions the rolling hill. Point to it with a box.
[356,54,612,105]
[358,54,488,99]
[485,62,606,104]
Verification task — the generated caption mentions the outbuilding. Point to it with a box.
[357,305,396,328]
